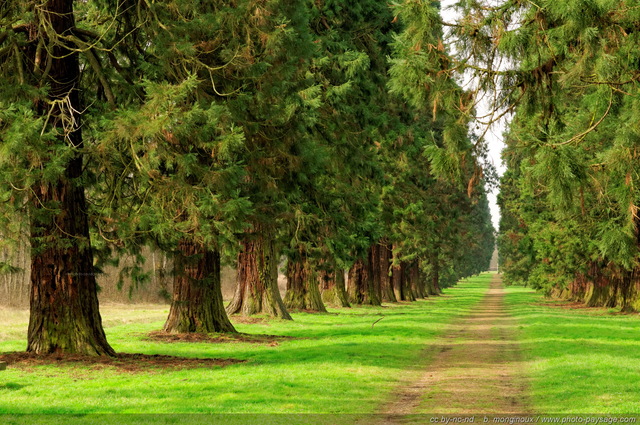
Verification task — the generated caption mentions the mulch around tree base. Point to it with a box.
[0,352,245,373]
[536,301,640,314]
[146,331,293,345]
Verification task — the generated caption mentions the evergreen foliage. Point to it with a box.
[0,0,497,352]
[444,0,640,310]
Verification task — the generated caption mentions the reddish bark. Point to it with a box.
[347,253,381,306]
[427,259,441,296]
[164,240,236,333]
[391,245,415,301]
[369,244,383,303]
[410,262,426,299]
[319,265,350,308]
[27,0,113,355]
[378,242,396,302]
[226,229,291,319]
[284,254,327,312]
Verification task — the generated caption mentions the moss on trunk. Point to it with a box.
[284,254,327,312]
[320,268,350,307]
[27,0,113,356]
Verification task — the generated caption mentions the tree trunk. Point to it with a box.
[284,254,327,312]
[347,259,367,304]
[369,243,383,305]
[319,262,350,307]
[403,262,416,301]
[27,0,113,356]
[584,262,614,308]
[226,229,292,319]
[567,273,589,302]
[619,270,636,313]
[391,245,414,301]
[367,246,382,305]
[163,240,236,333]
[410,262,426,299]
[391,244,403,300]
[347,255,381,306]
[427,260,441,296]
[379,242,396,302]
[425,251,441,296]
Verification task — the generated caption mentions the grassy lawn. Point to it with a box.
[504,285,640,414]
[0,274,492,416]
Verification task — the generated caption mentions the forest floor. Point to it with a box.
[381,274,530,420]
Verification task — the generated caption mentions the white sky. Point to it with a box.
[439,0,508,232]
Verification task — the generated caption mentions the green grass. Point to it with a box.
[0,274,492,416]
[504,285,640,414]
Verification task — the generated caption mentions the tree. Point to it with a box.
[280,0,396,309]
[0,0,114,355]
[221,0,321,320]
[164,241,235,333]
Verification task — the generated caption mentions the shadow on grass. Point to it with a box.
[0,274,497,414]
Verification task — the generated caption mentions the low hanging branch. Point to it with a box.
[551,90,613,148]
[371,316,385,328]
[83,47,116,106]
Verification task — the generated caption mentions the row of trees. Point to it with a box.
[0,0,495,355]
[450,0,640,310]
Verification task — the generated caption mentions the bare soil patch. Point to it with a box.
[146,331,293,346]
[229,316,270,325]
[380,274,530,419]
[0,352,245,373]
[536,301,592,309]
[536,301,640,316]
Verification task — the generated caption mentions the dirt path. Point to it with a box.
[380,274,530,419]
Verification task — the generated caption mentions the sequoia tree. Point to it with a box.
[0,0,113,355]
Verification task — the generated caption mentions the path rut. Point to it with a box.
[380,274,530,420]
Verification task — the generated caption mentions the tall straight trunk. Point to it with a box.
[226,228,291,319]
[367,246,382,305]
[410,262,426,299]
[27,0,114,355]
[347,255,381,306]
[426,256,441,296]
[403,262,416,301]
[392,260,404,301]
[284,253,327,312]
[391,245,414,301]
[379,242,396,302]
[163,239,236,333]
[320,267,350,307]
[619,270,636,313]
[370,244,383,303]
[347,259,367,304]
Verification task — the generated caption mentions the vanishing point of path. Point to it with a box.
[381,274,530,419]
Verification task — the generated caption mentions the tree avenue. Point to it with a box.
[0,0,496,355]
